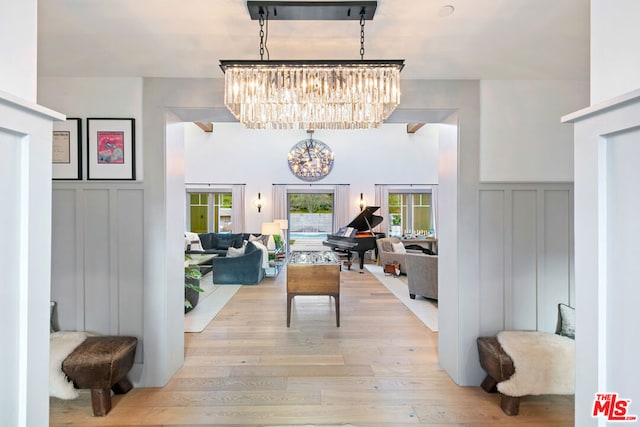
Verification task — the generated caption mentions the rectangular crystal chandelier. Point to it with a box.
[220,60,403,130]
[219,1,404,130]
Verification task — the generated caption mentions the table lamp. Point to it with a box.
[261,222,281,250]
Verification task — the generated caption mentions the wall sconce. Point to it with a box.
[359,193,366,211]
[255,193,263,213]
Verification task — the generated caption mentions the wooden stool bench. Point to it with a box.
[62,336,138,416]
[476,336,519,415]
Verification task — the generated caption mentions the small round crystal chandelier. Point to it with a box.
[288,131,334,181]
[219,1,404,130]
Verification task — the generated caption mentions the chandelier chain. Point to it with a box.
[360,10,365,60]
[259,11,265,60]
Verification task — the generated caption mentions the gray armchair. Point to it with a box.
[377,237,421,274]
[405,252,438,300]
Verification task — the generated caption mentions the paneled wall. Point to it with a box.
[563,91,640,426]
[51,184,145,374]
[1,94,63,427]
[478,183,574,336]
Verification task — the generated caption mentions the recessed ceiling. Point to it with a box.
[37,0,590,81]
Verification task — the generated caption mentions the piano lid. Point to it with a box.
[346,206,383,231]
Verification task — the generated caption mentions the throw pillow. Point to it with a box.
[250,233,269,247]
[213,233,236,250]
[391,242,406,254]
[556,303,576,339]
[184,232,203,251]
[226,246,245,258]
[50,301,59,333]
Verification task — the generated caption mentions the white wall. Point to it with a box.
[0,0,37,101]
[38,77,147,384]
[591,0,640,104]
[184,122,439,231]
[564,2,640,424]
[37,77,144,179]
[564,91,640,427]
[0,95,63,427]
[480,80,588,182]
[478,184,574,335]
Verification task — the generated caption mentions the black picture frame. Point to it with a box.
[87,118,136,180]
[52,118,82,180]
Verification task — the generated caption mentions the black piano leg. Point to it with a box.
[359,254,365,274]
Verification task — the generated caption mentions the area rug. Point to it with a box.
[184,276,241,333]
[364,265,438,332]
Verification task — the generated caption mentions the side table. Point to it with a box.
[286,251,341,327]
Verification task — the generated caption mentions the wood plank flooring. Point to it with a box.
[50,262,574,426]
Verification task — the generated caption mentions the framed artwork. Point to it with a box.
[87,118,136,180]
[52,118,82,180]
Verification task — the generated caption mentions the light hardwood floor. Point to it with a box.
[50,261,574,426]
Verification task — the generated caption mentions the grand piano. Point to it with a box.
[322,206,385,271]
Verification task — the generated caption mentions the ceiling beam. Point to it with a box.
[194,122,213,132]
[406,123,425,134]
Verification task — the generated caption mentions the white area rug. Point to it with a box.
[365,265,438,332]
[184,275,241,333]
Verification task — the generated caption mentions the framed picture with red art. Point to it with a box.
[87,118,135,180]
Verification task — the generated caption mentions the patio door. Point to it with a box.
[287,192,333,249]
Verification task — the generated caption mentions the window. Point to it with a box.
[288,192,334,235]
[187,192,232,233]
[388,192,432,237]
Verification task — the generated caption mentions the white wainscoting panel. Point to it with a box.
[510,190,539,330]
[605,130,640,408]
[478,190,505,336]
[479,184,574,336]
[51,184,145,366]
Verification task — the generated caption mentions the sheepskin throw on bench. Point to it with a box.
[496,330,575,397]
[50,331,88,399]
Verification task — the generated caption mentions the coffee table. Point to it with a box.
[186,253,217,266]
[186,253,217,274]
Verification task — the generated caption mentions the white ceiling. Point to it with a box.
[37,0,590,81]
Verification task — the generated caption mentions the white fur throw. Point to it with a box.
[50,331,88,399]
[496,331,575,397]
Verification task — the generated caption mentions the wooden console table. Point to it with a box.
[286,251,341,327]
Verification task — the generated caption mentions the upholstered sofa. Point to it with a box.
[405,252,438,300]
[186,232,267,257]
[184,232,271,284]
[210,241,266,284]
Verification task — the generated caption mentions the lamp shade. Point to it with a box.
[261,222,281,251]
[274,219,289,230]
[261,222,281,236]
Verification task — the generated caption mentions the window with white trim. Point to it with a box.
[187,192,232,233]
[388,192,432,237]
